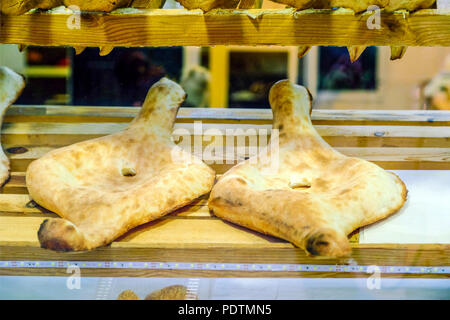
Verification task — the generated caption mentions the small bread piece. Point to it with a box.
[63,0,131,12]
[145,285,193,300]
[0,0,165,14]
[131,0,166,9]
[269,0,434,12]
[386,0,435,11]
[0,0,62,15]
[117,290,140,300]
[267,0,387,12]
[347,45,367,63]
[208,80,407,258]
[177,0,240,11]
[27,78,215,252]
[0,67,26,186]
[390,45,407,60]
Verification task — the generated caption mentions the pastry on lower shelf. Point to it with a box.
[145,285,194,300]
[117,289,140,300]
[117,285,195,300]
[208,80,407,258]
[26,78,216,251]
[0,67,26,187]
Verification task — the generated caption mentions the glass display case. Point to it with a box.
[0,0,448,302]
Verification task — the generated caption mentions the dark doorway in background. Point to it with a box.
[318,46,377,91]
[72,47,182,107]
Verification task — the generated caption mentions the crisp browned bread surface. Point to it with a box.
[268,0,436,12]
[145,285,193,300]
[27,78,216,252]
[176,0,240,11]
[0,67,26,187]
[208,80,407,258]
[0,0,164,14]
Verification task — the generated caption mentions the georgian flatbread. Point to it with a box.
[26,78,215,251]
[268,0,435,12]
[0,67,25,186]
[208,80,407,258]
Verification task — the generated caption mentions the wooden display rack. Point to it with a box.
[0,105,448,278]
[0,8,449,279]
[0,9,449,47]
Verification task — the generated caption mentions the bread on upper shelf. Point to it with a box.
[0,0,165,15]
[268,0,436,12]
[0,0,437,14]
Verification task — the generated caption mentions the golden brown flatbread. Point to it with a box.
[176,0,240,11]
[268,0,435,12]
[117,285,195,300]
[0,0,61,15]
[0,0,164,14]
[145,285,193,300]
[0,67,26,187]
[208,80,407,258]
[26,78,215,251]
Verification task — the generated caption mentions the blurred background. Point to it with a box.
[0,0,449,111]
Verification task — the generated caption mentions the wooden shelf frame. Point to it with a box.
[0,105,448,278]
[1,9,450,47]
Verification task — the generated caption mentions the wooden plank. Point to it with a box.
[0,106,447,276]
[0,215,291,248]
[208,161,450,173]
[2,122,449,147]
[0,193,211,217]
[0,208,359,245]
[6,106,450,126]
[3,147,449,175]
[1,9,450,47]
[1,268,447,278]
[209,47,229,108]
[0,244,448,268]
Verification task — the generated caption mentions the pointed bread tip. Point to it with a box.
[298,46,312,59]
[390,46,408,60]
[347,46,367,63]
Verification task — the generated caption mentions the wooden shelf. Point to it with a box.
[0,105,448,278]
[1,9,450,47]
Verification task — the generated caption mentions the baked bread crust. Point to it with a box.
[268,0,435,12]
[0,67,26,187]
[26,78,215,251]
[208,80,407,258]
[177,0,240,11]
[0,0,164,14]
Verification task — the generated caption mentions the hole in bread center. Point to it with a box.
[289,177,311,189]
[121,167,136,177]
[290,184,311,190]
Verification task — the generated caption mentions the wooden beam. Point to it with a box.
[1,9,449,47]
[6,106,450,126]
[0,244,448,268]
[209,46,229,108]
